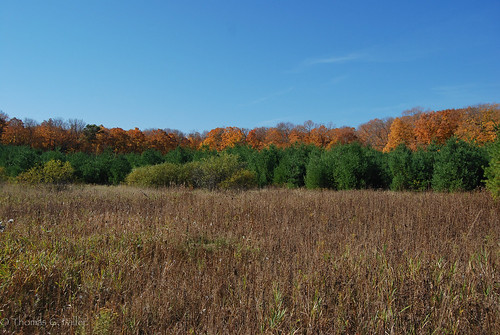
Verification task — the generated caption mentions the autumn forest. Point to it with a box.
[1,104,499,154]
[0,103,499,195]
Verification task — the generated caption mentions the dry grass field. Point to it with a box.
[0,184,498,334]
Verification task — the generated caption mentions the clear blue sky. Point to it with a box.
[1,1,499,133]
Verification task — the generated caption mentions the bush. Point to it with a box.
[219,169,257,190]
[109,155,132,185]
[0,166,8,182]
[140,149,164,166]
[125,163,180,187]
[485,133,500,198]
[40,150,66,164]
[195,153,245,189]
[328,143,370,190]
[247,146,280,187]
[1,146,40,176]
[388,144,413,191]
[17,160,75,184]
[125,153,258,190]
[432,138,488,192]
[305,151,330,189]
[273,145,311,188]
[411,146,436,191]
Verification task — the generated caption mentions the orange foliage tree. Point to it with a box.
[221,127,246,149]
[289,121,315,144]
[201,128,224,151]
[127,128,146,153]
[1,103,499,154]
[202,127,246,151]
[357,117,394,151]
[455,104,500,144]
[263,123,293,148]
[34,118,71,151]
[384,117,417,152]
[1,118,29,146]
[143,129,177,154]
[414,109,461,146]
[185,132,203,150]
[247,127,268,150]
[309,125,331,147]
[0,112,8,138]
[326,127,358,148]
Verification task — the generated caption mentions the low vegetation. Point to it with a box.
[0,185,498,333]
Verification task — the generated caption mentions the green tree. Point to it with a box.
[109,155,132,185]
[305,149,330,189]
[388,144,413,191]
[140,149,164,166]
[410,146,437,190]
[432,138,488,191]
[273,144,312,188]
[485,132,500,198]
[328,143,370,190]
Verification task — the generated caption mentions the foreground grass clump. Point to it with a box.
[0,185,498,334]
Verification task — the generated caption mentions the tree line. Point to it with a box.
[0,104,499,195]
[0,137,498,194]
[0,104,498,154]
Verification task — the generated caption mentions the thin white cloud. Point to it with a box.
[432,83,476,94]
[286,53,365,73]
[305,53,364,66]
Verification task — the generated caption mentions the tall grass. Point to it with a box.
[0,184,498,334]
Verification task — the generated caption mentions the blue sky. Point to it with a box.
[1,1,499,133]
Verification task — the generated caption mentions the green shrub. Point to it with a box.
[125,153,258,190]
[0,166,8,182]
[109,155,132,185]
[305,151,330,189]
[272,145,311,188]
[140,149,164,166]
[125,163,180,187]
[196,153,245,189]
[17,160,75,184]
[219,169,257,189]
[410,146,436,191]
[432,138,488,192]
[388,144,413,191]
[328,143,369,190]
[485,133,500,198]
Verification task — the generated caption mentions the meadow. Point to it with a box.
[0,184,498,334]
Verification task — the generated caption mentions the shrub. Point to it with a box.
[432,138,488,191]
[196,153,245,189]
[305,151,330,189]
[410,146,436,191]
[272,145,311,188]
[485,133,500,198]
[328,143,369,190]
[219,169,258,190]
[248,146,281,187]
[109,155,132,185]
[388,144,413,191]
[125,163,180,187]
[17,160,75,184]
[0,166,8,182]
[140,149,164,166]
[125,153,258,190]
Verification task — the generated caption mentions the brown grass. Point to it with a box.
[0,184,498,334]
